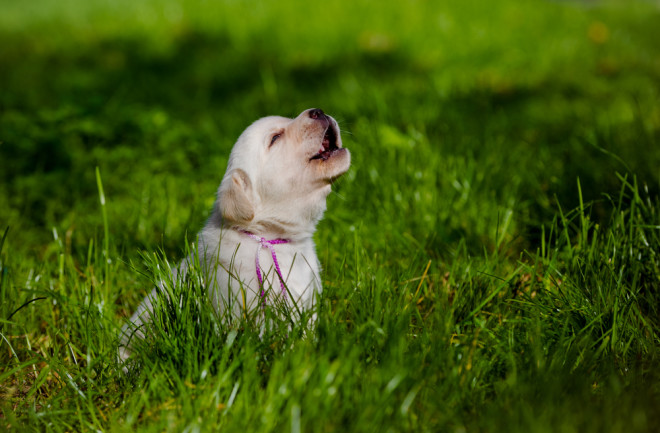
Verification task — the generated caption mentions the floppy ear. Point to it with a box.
[218,168,255,224]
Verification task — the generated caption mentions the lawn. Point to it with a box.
[1,0,659,431]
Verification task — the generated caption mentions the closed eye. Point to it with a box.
[270,133,282,147]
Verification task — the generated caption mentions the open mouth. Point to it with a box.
[310,125,339,161]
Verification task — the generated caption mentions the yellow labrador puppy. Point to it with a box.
[120,108,350,360]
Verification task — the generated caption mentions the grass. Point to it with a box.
[1,0,660,431]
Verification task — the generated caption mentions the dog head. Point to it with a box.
[214,108,351,236]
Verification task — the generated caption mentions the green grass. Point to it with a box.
[1,0,660,431]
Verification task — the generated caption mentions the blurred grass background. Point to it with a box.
[2,0,659,257]
[1,0,659,431]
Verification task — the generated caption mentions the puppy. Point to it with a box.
[120,108,350,360]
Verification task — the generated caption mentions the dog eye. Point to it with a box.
[270,133,282,146]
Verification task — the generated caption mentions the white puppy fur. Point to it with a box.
[119,108,350,361]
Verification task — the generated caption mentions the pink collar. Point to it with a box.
[239,230,290,302]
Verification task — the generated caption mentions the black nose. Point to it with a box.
[308,108,325,119]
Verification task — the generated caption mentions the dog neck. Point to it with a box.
[234,227,290,244]
[208,184,329,242]
[227,217,316,243]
